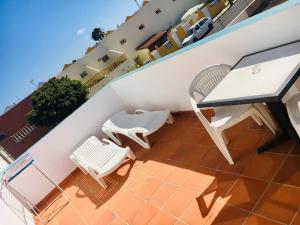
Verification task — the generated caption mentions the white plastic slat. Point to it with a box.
[73,138,118,169]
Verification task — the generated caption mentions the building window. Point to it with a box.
[102,55,110,62]
[80,71,88,78]
[138,24,145,30]
[120,38,127,45]
[155,8,161,14]
[164,41,173,49]
[172,0,176,2]
[11,124,36,143]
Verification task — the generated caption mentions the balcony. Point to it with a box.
[1,1,300,225]
[99,54,128,77]
[35,114,300,225]
[82,54,132,95]
[82,72,104,89]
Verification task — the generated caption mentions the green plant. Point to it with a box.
[91,27,106,42]
[27,77,89,127]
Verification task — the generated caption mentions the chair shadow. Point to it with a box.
[73,160,134,208]
[36,158,135,217]
[196,179,221,217]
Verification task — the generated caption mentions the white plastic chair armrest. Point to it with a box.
[135,109,148,114]
[102,138,117,146]
[102,138,124,149]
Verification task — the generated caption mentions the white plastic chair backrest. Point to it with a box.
[189,64,231,128]
[72,136,118,169]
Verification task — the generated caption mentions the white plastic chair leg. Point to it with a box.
[88,167,108,189]
[129,133,151,149]
[143,136,151,148]
[126,147,136,160]
[251,114,263,126]
[222,132,229,145]
[211,130,234,165]
[254,104,279,133]
[97,177,108,189]
[256,113,277,135]
[102,128,122,145]
[166,113,175,124]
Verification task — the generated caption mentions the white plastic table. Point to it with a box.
[197,40,300,153]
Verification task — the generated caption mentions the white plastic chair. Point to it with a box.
[286,93,300,137]
[70,136,136,189]
[189,64,278,164]
[102,110,174,149]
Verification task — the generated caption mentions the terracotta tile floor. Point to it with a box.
[35,113,300,225]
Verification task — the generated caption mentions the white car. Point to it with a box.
[182,17,213,47]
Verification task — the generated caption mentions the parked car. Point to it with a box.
[181,17,213,47]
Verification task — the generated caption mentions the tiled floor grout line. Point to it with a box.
[289,205,300,225]
[138,157,244,224]
[165,141,300,188]
[44,117,300,225]
[104,143,297,225]
[104,178,184,225]
[104,203,130,225]
[167,156,268,183]
[286,144,300,225]
[113,205,132,225]
[62,198,89,225]
[241,143,294,225]
[123,168,200,225]
[247,212,287,225]
[168,137,296,225]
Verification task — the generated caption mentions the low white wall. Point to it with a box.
[8,85,128,205]
[111,1,300,111]
[3,0,300,206]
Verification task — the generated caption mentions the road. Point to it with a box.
[194,0,253,42]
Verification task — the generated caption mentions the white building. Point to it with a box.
[57,0,201,96]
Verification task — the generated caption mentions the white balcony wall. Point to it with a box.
[7,85,129,205]
[111,1,300,111]
[2,0,300,205]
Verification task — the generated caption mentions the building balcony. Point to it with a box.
[82,72,104,89]
[82,54,131,95]
[1,1,300,225]
[99,54,128,77]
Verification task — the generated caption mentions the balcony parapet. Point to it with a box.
[100,54,127,76]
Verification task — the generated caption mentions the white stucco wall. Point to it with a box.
[2,0,300,206]
[58,0,200,81]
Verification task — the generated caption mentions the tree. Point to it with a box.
[27,77,89,127]
[91,28,106,42]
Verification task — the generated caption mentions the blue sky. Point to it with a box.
[0,0,143,113]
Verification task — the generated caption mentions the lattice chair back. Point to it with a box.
[189,64,231,129]
[189,64,231,100]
